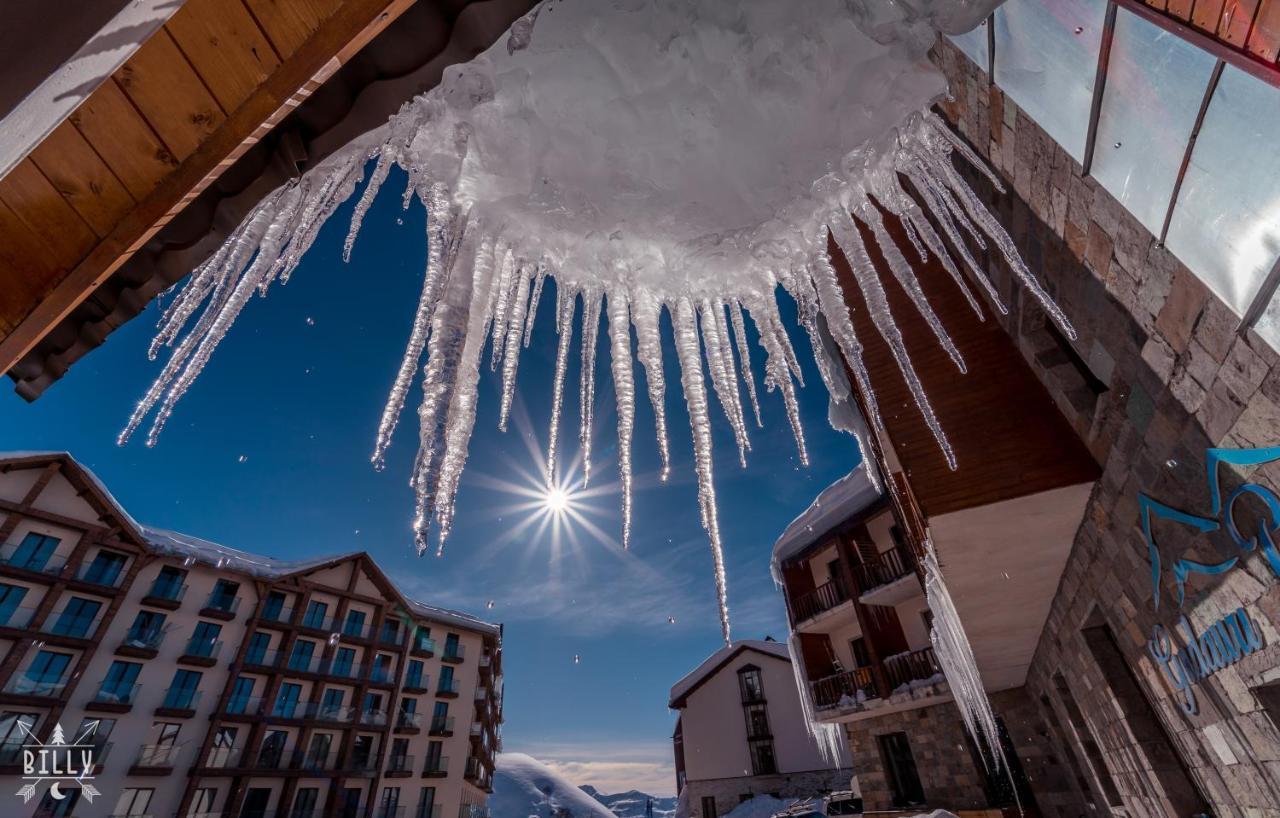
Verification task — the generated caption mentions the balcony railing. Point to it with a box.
[183,637,222,660]
[317,705,355,724]
[135,743,179,767]
[386,753,415,773]
[423,755,449,776]
[380,627,405,646]
[260,603,293,624]
[370,664,397,685]
[437,678,459,696]
[0,543,66,575]
[396,711,422,730]
[809,667,877,710]
[442,643,465,663]
[76,561,127,587]
[204,745,242,768]
[792,576,849,623]
[121,627,166,651]
[300,611,333,630]
[404,673,429,691]
[852,544,916,593]
[144,579,187,604]
[92,682,141,706]
[341,619,371,639]
[344,754,383,774]
[299,751,338,772]
[0,605,37,629]
[162,687,203,711]
[429,716,455,736]
[360,708,389,726]
[373,807,407,818]
[43,609,100,638]
[412,636,436,655]
[4,675,67,697]
[203,592,241,615]
[884,646,942,691]
[416,805,442,818]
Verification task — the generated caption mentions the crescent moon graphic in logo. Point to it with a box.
[49,782,66,800]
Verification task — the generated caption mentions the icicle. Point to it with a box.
[607,289,636,548]
[748,298,809,466]
[498,268,532,431]
[673,297,731,644]
[579,288,603,484]
[699,299,749,466]
[371,188,463,470]
[489,248,519,371]
[857,198,965,373]
[828,211,955,469]
[787,632,847,763]
[546,285,577,484]
[729,300,763,428]
[343,145,395,262]
[922,537,1015,782]
[631,289,671,481]
[523,265,547,348]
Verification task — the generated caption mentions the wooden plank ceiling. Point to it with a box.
[1140,0,1280,63]
[0,0,413,377]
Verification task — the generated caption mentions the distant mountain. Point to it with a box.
[493,754,618,818]
[580,786,678,818]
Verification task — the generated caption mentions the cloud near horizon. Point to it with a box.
[503,741,677,797]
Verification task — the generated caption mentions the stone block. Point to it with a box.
[1156,266,1210,354]
[1220,336,1272,404]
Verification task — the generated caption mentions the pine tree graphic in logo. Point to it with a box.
[15,721,100,804]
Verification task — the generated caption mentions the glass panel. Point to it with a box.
[947,18,989,70]
[1167,63,1280,323]
[993,0,1106,161]
[1090,9,1216,236]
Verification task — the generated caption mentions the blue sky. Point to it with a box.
[0,166,859,795]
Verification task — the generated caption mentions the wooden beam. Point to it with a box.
[0,0,415,378]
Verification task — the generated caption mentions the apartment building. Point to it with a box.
[668,639,851,818]
[0,451,502,818]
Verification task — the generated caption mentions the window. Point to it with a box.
[381,618,402,644]
[432,700,449,732]
[321,688,346,719]
[9,532,59,571]
[352,735,375,767]
[125,610,166,649]
[332,646,356,677]
[444,633,460,659]
[364,691,385,720]
[744,703,769,739]
[390,738,410,768]
[149,565,185,601]
[22,650,72,695]
[192,788,218,815]
[849,638,871,669]
[381,787,402,813]
[207,579,239,612]
[245,632,271,665]
[292,788,319,818]
[406,659,425,688]
[243,787,273,818]
[419,788,437,818]
[413,626,432,651]
[165,669,202,710]
[305,733,333,769]
[701,796,718,818]
[82,550,128,586]
[227,675,256,714]
[303,599,329,629]
[0,583,27,626]
[0,713,37,763]
[98,661,141,703]
[340,787,362,818]
[438,665,455,693]
[274,682,303,718]
[140,722,180,766]
[372,653,392,682]
[210,726,238,767]
[112,787,153,816]
[425,740,443,771]
[344,609,367,636]
[748,739,777,775]
[289,639,316,671]
[259,729,289,767]
[878,732,925,807]
[51,596,101,637]
[737,666,764,703]
[189,621,222,657]
[401,697,417,717]
[262,590,287,621]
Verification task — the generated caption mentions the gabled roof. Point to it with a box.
[668,639,791,709]
[770,463,882,569]
[0,451,500,637]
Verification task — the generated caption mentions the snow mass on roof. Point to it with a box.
[770,463,881,570]
[668,638,792,707]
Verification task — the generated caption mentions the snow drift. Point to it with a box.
[492,753,620,818]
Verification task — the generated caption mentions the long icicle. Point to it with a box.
[607,289,636,548]
[632,289,671,481]
[729,299,763,427]
[699,298,749,466]
[673,296,731,644]
[498,267,533,431]
[546,284,577,485]
[579,288,603,485]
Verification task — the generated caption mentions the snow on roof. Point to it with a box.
[771,463,881,569]
[493,753,617,818]
[0,452,499,636]
[668,639,792,708]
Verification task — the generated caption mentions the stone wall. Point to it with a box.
[932,35,1280,818]
[682,768,853,818]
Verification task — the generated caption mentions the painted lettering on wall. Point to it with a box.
[1138,446,1280,715]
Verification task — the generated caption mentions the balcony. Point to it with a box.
[465,756,491,789]
[259,604,294,625]
[299,751,338,772]
[416,805,442,818]
[792,576,850,625]
[42,609,99,639]
[386,753,415,777]
[344,754,383,775]
[204,745,243,768]
[396,711,422,733]
[180,636,223,667]
[422,755,449,778]
[87,681,141,713]
[132,743,179,772]
[429,716,455,736]
[374,808,407,818]
[118,626,166,658]
[404,673,430,693]
[437,678,459,698]
[380,626,406,647]
[141,579,187,609]
[75,560,127,588]
[158,686,202,716]
[884,646,943,693]
[0,542,66,577]
[224,694,264,716]
[251,746,298,771]
[852,544,919,604]
[411,636,436,657]
[299,612,333,631]
[809,667,878,711]
[0,605,37,629]
[442,643,465,664]
[201,592,241,620]
[3,674,67,698]
[316,705,355,724]
[370,664,398,685]
[340,619,371,640]
[360,708,389,727]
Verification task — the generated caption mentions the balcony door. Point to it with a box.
[878,732,925,808]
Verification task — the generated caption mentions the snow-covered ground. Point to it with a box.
[581,786,677,818]
[492,754,621,818]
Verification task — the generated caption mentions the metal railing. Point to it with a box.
[883,646,942,691]
[792,576,850,622]
[183,637,222,660]
[161,687,202,711]
[423,755,449,775]
[386,753,415,773]
[809,667,877,710]
[145,579,187,603]
[135,743,179,767]
[203,592,240,615]
[76,561,127,587]
[5,675,67,697]
[442,643,465,662]
[0,543,66,574]
[852,544,917,592]
[121,626,166,651]
[429,716,455,735]
[93,682,141,706]
[396,711,422,730]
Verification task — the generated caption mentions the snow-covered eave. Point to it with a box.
[0,450,148,542]
[770,462,884,571]
[668,639,792,709]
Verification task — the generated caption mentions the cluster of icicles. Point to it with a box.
[119,108,1072,645]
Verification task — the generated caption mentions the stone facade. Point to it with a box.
[932,35,1280,818]
[683,768,853,818]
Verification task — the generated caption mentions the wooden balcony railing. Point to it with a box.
[883,646,942,692]
[852,544,917,592]
[792,576,849,623]
[809,667,877,710]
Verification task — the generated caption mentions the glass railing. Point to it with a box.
[386,753,415,773]
[4,675,66,697]
[260,604,293,624]
[370,664,397,684]
[437,678,459,695]
[416,804,442,818]
[0,605,37,629]
[404,672,429,691]
[325,659,363,680]
[162,687,203,711]
[93,681,141,706]
[412,636,436,654]
[205,745,242,768]
[359,708,388,726]
[285,651,323,673]
[442,643,465,662]
[316,704,354,723]
[341,619,370,639]
[77,562,127,587]
[344,754,383,773]
[469,721,482,737]
[373,807,407,818]
[429,716,454,735]
[135,743,179,767]
[184,637,222,660]
[474,686,488,701]
[145,579,187,603]
[121,627,166,651]
[380,627,405,646]
[299,751,338,772]
[396,712,422,730]
[44,610,99,638]
[251,746,297,770]
[300,612,333,630]
[204,592,240,615]
[423,756,449,775]
[225,694,263,716]
[0,543,66,575]
[272,699,315,720]
[479,653,492,669]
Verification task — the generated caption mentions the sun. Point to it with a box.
[545,486,571,513]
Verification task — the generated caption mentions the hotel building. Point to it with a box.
[0,451,502,818]
[668,639,852,818]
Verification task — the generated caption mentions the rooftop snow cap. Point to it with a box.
[771,463,883,574]
[668,638,792,708]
